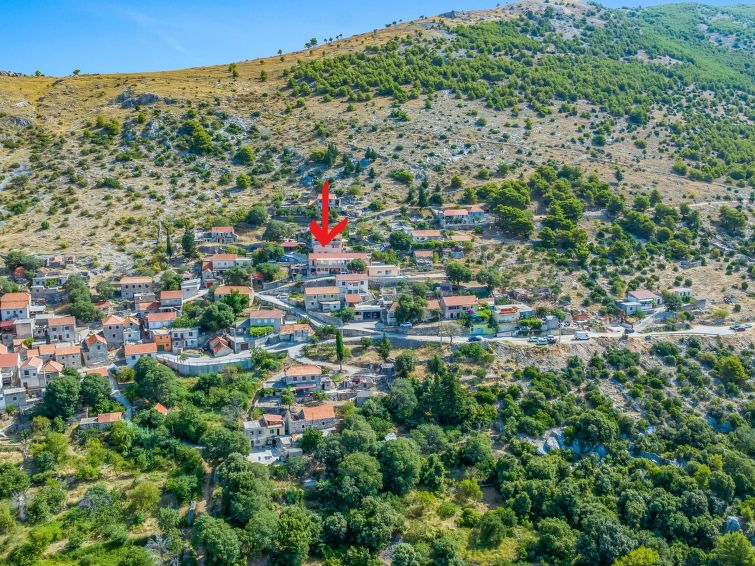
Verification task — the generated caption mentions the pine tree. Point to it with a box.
[181,228,196,258]
[335,330,345,370]
[417,185,428,208]
[165,231,173,258]
[377,334,392,361]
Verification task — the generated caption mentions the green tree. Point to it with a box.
[717,355,748,385]
[247,205,268,227]
[182,228,197,257]
[220,290,250,315]
[281,388,295,411]
[445,261,472,287]
[710,532,755,566]
[377,334,392,360]
[79,374,112,410]
[263,220,292,242]
[389,231,413,251]
[129,482,160,514]
[718,206,748,235]
[200,427,250,462]
[335,452,382,507]
[394,352,416,378]
[494,205,534,237]
[235,145,255,165]
[335,330,346,370]
[199,303,236,332]
[391,543,421,566]
[41,369,81,420]
[274,505,321,566]
[614,547,660,566]
[300,427,323,453]
[378,438,421,495]
[195,514,241,566]
[0,462,30,497]
[476,267,503,292]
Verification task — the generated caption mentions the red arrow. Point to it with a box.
[310,180,348,246]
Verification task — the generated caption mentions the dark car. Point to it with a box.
[468,336,482,342]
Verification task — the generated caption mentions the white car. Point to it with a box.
[399,322,413,329]
[276,293,289,300]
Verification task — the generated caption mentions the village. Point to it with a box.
[0,190,743,466]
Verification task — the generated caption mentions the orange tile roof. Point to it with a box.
[97,412,122,424]
[412,230,442,237]
[84,333,107,347]
[119,276,152,285]
[442,209,469,216]
[263,413,284,425]
[335,273,368,282]
[0,353,19,367]
[102,315,126,326]
[124,343,157,355]
[210,226,235,233]
[300,405,335,421]
[285,364,321,377]
[55,345,81,356]
[426,299,440,310]
[208,254,237,261]
[215,285,253,296]
[160,290,183,300]
[49,316,76,326]
[279,323,311,333]
[442,295,478,307]
[249,309,284,319]
[85,367,109,377]
[43,360,64,373]
[0,292,31,305]
[308,252,369,260]
[304,286,340,295]
[153,403,169,415]
[146,311,177,323]
[344,294,362,304]
[21,356,43,369]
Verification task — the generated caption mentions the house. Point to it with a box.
[30,271,69,305]
[335,273,368,296]
[0,292,31,321]
[344,294,362,307]
[367,264,400,278]
[249,309,285,332]
[284,364,322,387]
[312,233,344,253]
[278,323,312,343]
[308,252,369,275]
[123,318,142,344]
[54,345,82,369]
[205,254,252,272]
[440,295,478,319]
[79,412,123,431]
[620,290,663,314]
[0,387,27,413]
[244,413,286,447]
[209,336,234,357]
[47,316,77,343]
[145,311,177,331]
[152,330,172,352]
[119,276,153,300]
[414,250,433,268]
[170,327,199,351]
[214,286,253,302]
[434,206,487,228]
[207,226,238,244]
[304,286,341,312]
[124,342,157,367]
[19,357,44,393]
[82,333,108,366]
[286,404,337,434]
[669,287,693,298]
[159,290,183,310]
[101,315,126,346]
[153,403,169,416]
[314,191,340,212]
[411,229,442,243]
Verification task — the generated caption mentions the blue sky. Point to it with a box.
[0,0,744,76]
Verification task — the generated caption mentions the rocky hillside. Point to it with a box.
[0,0,752,272]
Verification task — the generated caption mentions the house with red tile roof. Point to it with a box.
[124,342,157,367]
[308,252,369,275]
[145,311,177,331]
[244,413,286,447]
[118,276,154,300]
[286,404,337,434]
[0,292,31,321]
[335,273,368,296]
[79,411,123,431]
[304,286,341,312]
[47,316,77,343]
[249,309,285,332]
[82,333,108,366]
[440,295,479,319]
[434,205,487,228]
[283,364,323,387]
[207,226,238,244]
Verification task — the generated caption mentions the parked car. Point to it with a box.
[276,293,289,300]
[535,337,549,346]
[546,335,557,344]
[468,336,482,342]
[574,331,590,341]
[624,327,635,334]
[399,322,413,329]
[527,336,539,343]
[742,323,753,329]
[733,325,746,332]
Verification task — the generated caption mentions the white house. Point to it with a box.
[335,273,368,296]
[124,343,157,367]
